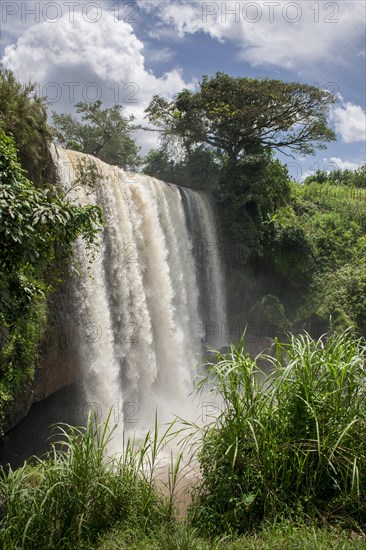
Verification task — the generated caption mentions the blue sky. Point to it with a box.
[1,0,365,180]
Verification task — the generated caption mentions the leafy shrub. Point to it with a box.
[248,295,290,337]
[272,225,313,287]
[303,262,366,334]
[0,126,103,432]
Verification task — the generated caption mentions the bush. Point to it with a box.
[191,330,366,535]
[262,182,366,335]
[248,295,290,337]
[272,225,313,287]
[304,263,366,334]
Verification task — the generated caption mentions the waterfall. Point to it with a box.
[52,146,226,435]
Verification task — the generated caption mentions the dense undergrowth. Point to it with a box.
[1,331,366,548]
[242,179,366,339]
[291,183,366,334]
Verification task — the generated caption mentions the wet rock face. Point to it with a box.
[3,361,78,436]
[32,281,81,403]
[2,282,81,436]
[32,350,78,404]
[2,381,34,436]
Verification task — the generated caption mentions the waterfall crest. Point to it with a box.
[53,146,226,431]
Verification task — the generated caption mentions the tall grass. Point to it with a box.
[190,329,366,535]
[2,330,366,546]
[0,413,172,549]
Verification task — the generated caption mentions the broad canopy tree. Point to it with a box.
[145,72,336,164]
[52,100,141,170]
[145,73,336,258]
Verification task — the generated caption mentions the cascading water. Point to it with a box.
[52,146,226,439]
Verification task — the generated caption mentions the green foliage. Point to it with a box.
[0,414,170,549]
[0,285,47,427]
[217,152,292,259]
[304,165,366,188]
[0,127,103,431]
[271,225,313,287]
[190,331,366,535]
[142,148,177,184]
[97,520,366,549]
[248,295,291,336]
[146,72,336,163]
[64,156,104,200]
[303,263,366,334]
[260,180,366,335]
[0,129,103,273]
[52,100,141,170]
[0,68,52,183]
[297,183,366,256]
[142,146,220,191]
[145,72,334,257]
[144,73,361,335]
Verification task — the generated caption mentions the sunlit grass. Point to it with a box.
[0,412,172,549]
[189,329,366,535]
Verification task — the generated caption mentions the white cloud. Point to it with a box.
[1,7,191,153]
[331,102,366,143]
[326,157,362,171]
[140,0,365,69]
[147,46,176,63]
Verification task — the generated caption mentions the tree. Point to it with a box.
[145,73,335,258]
[142,145,220,191]
[0,67,52,184]
[52,100,141,170]
[145,72,336,164]
[304,164,366,188]
[216,151,292,258]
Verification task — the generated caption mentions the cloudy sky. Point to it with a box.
[1,0,365,179]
